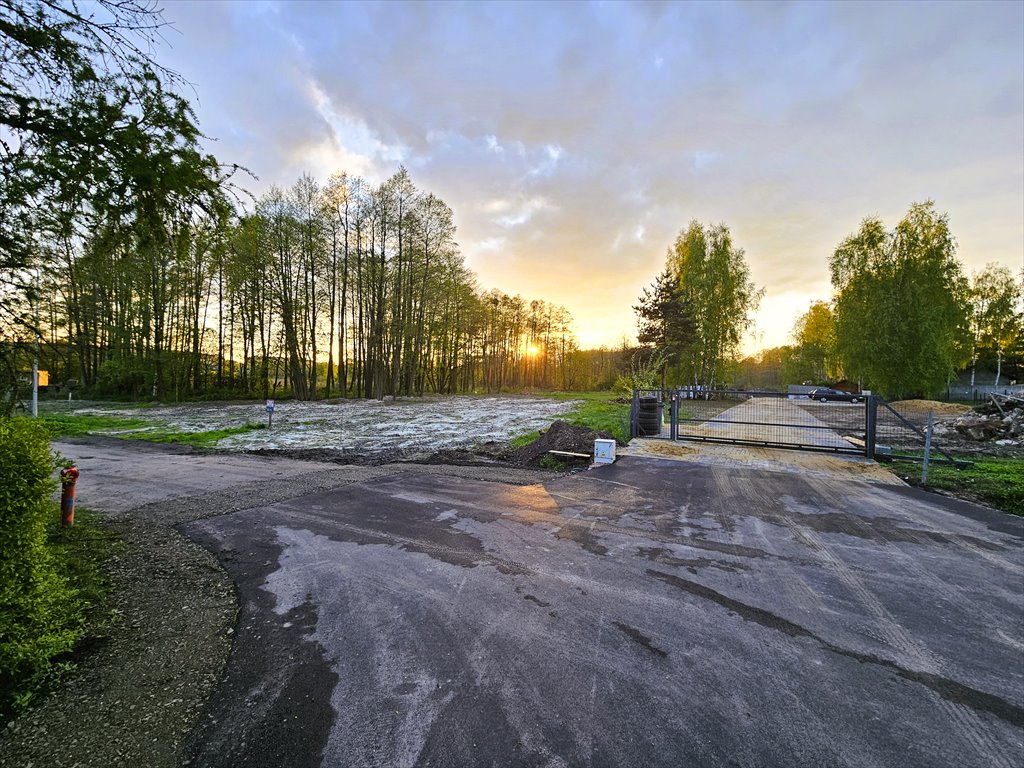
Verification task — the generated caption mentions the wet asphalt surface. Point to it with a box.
[158,453,1024,768]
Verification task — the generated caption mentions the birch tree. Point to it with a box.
[830,202,970,399]
[666,221,762,388]
[969,264,1023,387]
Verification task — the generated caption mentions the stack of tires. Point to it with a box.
[637,396,662,436]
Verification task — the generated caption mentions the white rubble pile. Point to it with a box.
[941,403,1024,446]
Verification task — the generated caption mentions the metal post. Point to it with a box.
[921,411,934,484]
[31,359,38,417]
[864,395,877,460]
[670,391,679,441]
[630,389,640,439]
[31,270,39,417]
[60,465,79,526]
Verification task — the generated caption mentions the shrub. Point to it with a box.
[93,357,151,398]
[613,350,666,399]
[0,418,83,714]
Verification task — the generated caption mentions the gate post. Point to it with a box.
[630,389,640,439]
[865,395,877,460]
[670,391,679,441]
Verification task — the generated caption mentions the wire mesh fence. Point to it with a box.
[630,388,983,465]
[873,400,961,464]
[631,389,868,455]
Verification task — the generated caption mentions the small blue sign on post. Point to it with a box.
[266,399,275,427]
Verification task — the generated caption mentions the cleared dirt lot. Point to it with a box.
[49,396,577,457]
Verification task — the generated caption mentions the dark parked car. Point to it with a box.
[807,387,861,403]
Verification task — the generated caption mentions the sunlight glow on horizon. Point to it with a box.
[158,1,1023,359]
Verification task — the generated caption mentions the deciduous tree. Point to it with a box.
[830,201,970,398]
[665,221,762,388]
[969,264,1023,387]
[790,301,838,385]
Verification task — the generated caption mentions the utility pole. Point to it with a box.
[31,269,39,417]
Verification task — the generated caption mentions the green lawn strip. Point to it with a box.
[134,423,265,447]
[886,456,1024,516]
[40,413,264,447]
[512,392,631,448]
[921,458,1023,516]
[39,412,155,437]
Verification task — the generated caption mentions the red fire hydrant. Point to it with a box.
[60,465,80,527]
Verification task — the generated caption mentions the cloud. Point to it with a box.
[157,0,1024,350]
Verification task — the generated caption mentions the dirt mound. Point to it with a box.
[511,420,617,467]
[891,399,972,416]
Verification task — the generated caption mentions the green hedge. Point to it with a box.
[0,418,83,714]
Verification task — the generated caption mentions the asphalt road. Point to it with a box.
[146,452,1024,768]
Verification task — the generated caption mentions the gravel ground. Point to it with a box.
[1,520,234,768]
[0,442,552,768]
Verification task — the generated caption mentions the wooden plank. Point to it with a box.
[547,450,591,459]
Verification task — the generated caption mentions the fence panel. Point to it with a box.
[632,389,868,455]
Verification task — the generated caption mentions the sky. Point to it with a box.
[156,0,1024,353]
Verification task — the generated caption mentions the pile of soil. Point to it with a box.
[511,420,618,467]
[892,399,972,417]
[940,398,1024,446]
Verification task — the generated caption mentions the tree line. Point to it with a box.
[734,205,1022,398]
[1,2,628,408]
[634,204,1022,400]
[10,165,608,403]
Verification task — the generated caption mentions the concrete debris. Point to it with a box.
[939,402,1024,445]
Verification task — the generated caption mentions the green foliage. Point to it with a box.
[612,350,666,398]
[0,0,238,404]
[969,264,1023,386]
[733,345,795,390]
[94,357,154,399]
[667,221,763,388]
[0,418,84,715]
[538,455,569,471]
[39,412,263,447]
[634,266,694,364]
[789,301,839,384]
[903,458,1024,516]
[561,395,631,444]
[830,202,970,399]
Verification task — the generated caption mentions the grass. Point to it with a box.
[896,457,1024,516]
[5,509,121,717]
[132,423,265,447]
[50,509,121,627]
[39,412,155,436]
[512,391,631,448]
[560,394,631,444]
[39,412,264,448]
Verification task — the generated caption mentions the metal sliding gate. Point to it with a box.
[630,389,879,457]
